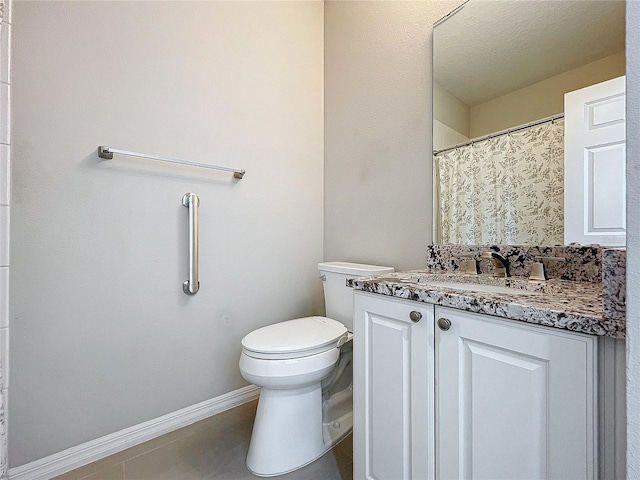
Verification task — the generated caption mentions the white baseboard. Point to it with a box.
[9,385,260,480]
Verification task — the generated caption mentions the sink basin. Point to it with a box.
[370,276,415,283]
[365,275,547,296]
[423,281,538,295]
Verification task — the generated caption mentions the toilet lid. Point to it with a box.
[241,316,348,357]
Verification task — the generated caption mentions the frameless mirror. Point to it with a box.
[433,0,625,245]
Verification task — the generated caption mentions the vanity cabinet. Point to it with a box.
[436,306,596,479]
[353,293,624,480]
[353,292,435,480]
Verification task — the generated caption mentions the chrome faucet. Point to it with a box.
[481,251,510,278]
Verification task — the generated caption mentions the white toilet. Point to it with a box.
[239,261,394,477]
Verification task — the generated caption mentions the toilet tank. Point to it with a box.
[318,262,394,330]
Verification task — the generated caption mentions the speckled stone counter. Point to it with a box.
[350,270,624,339]
[603,248,626,324]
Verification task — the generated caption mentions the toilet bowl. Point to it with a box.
[240,316,348,388]
[239,262,394,477]
[240,317,348,476]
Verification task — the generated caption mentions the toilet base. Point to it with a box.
[247,383,326,477]
[247,382,354,477]
[322,381,353,447]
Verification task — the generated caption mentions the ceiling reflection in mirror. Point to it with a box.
[432,0,625,246]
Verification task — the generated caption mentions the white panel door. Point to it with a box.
[436,307,596,480]
[565,75,626,246]
[353,292,434,480]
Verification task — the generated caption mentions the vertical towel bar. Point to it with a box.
[182,193,200,295]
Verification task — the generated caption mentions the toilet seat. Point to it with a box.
[239,347,340,389]
[241,316,348,360]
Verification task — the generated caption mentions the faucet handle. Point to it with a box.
[463,259,480,275]
[529,262,547,281]
[453,254,480,275]
[530,256,566,281]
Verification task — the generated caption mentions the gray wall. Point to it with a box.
[627,0,640,475]
[323,0,464,272]
[9,1,324,467]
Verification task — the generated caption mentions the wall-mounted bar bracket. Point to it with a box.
[98,146,113,159]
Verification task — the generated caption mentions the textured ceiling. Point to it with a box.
[434,0,625,106]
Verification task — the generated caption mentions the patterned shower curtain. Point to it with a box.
[434,118,564,245]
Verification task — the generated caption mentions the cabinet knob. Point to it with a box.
[409,311,422,323]
[437,317,451,331]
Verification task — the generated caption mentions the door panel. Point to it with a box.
[369,315,411,479]
[460,341,548,479]
[588,142,626,231]
[564,75,626,245]
[354,292,434,480]
[436,306,596,480]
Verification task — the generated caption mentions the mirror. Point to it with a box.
[433,0,625,245]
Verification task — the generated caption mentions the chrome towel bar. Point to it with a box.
[98,146,245,179]
[182,193,200,295]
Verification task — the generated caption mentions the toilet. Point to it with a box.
[239,261,394,477]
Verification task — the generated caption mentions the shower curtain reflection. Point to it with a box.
[434,119,565,245]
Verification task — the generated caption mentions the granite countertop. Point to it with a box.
[350,270,624,339]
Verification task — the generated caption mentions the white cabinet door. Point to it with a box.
[353,292,435,480]
[436,306,597,480]
[564,75,626,246]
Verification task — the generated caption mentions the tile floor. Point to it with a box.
[53,400,353,480]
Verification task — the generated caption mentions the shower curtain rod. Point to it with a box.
[433,113,565,156]
[98,146,246,179]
